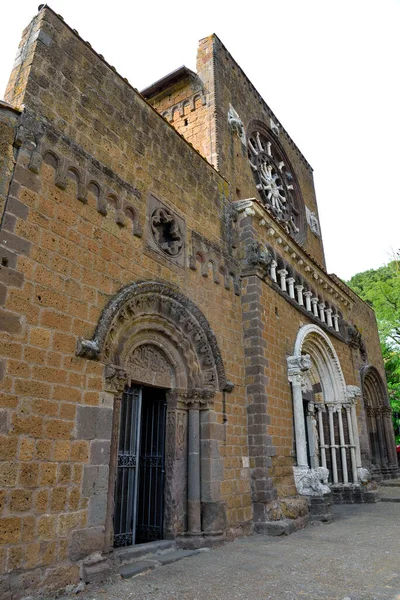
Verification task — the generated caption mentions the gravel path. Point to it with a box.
[59,501,400,600]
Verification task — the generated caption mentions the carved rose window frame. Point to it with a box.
[247,120,306,245]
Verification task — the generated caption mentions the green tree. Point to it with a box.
[347,255,400,442]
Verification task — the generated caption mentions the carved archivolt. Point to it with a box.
[77,281,230,393]
[361,365,389,409]
[293,324,347,404]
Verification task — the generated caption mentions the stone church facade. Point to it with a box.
[0,5,398,597]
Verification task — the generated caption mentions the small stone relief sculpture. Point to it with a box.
[347,325,367,361]
[357,467,371,484]
[228,104,246,145]
[294,466,331,496]
[151,207,183,256]
[245,241,273,278]
[305,206,321,237]
[270,118,279,136]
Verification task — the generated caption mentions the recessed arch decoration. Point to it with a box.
[361,365,398,477]
[288,324,362,494]
[76,280,230,393]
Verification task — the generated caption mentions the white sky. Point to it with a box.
[1,0,399,281]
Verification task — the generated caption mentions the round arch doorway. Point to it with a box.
[77,281,230,549]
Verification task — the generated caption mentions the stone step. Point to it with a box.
[381,497,400,502]
[118,549,202,579]
[380,479,400,487]
[115,539,177,565]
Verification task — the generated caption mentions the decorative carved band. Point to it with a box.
[77,281,230,393]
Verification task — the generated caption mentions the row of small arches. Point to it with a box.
[190,250,240,296]
[161,93,207,122]
[29,148,142,237]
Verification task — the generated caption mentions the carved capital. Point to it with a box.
[346,385,361,402]
[104,364,128,395]
[287,354,312,378]
[172,388,215,407]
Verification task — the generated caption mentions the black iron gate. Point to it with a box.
[113,386,166,547]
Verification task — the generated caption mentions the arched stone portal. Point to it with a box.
[361,366,398,479]
[288,325,364,496]
[77,281,230,550]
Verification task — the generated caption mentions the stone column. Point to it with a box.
[278,269,288,292]
[188,407,201,533]
[287,355,312,469]
[311,297,319,318]
[375,406,387,467]
[200,407,226,535]
[318,302,326,323]
[270,260,277,282]
[304,290,312,312]
[382,406,397,467]
[345,404,358,483]
[337,406,348,483]
[332,312,340,332]
[287,277,295,299]
[295,284,304,306]
[327,405,338,484]
[325,308,333,328]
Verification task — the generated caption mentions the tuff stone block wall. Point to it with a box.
[0,5,394,599]
[0,8,251,597]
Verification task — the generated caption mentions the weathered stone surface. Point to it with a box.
[82,466,109,497]
[87,494,108,527]
[68,526,105,561]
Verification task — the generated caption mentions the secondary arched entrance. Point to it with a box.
[361,365,398,479]
[77,281,230,548]
[288,324,363,493]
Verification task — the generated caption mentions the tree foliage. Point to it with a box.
[348,258,400,348]
[347,256,400,442]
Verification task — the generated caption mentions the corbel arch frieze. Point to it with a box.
[76,281,231,394]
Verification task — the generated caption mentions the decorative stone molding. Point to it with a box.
[233,198,353,311]
[189,232,240,295]
[171,388,216,406]
[76,281,228,393]
[293,466,331,496]
[227,104,246,145]
[18,109,143,237]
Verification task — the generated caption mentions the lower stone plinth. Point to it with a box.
[331,484,379,504]
[306,493,332,522]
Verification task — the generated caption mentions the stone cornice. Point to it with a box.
[234,198,354,310]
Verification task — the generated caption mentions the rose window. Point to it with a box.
[248,130,301,238]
